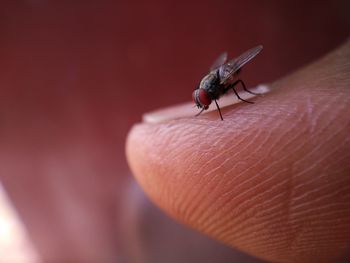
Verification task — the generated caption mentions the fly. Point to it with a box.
[192,45,263,120]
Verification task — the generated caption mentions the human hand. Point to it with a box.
[126,41,350,263]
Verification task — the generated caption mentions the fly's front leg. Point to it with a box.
[195,108,205,117]
[214,99,223,120]
[225,80,254,104]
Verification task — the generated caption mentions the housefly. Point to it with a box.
[192,45,263,120]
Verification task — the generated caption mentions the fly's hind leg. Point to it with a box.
[226,80,254,104]
[235,79,259,95]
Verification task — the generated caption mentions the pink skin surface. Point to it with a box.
[0,1,349,262]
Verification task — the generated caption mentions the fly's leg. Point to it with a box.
[214,99,223,120]
[195,101,223,120]
[225,80,254,104]
[195,108,205,117]
[236,79,259,95]
[232,87,254,103]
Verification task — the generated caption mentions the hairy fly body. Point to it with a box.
[192,45,263,120]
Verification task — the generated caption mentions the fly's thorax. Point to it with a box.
[201,71,227,99]
[199,72,217,90]
[199,71,222,98]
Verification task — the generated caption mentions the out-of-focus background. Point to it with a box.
[0,1,349,262]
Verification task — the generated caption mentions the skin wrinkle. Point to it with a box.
[136,125,184,207]
[236,232,293,259]
[215,122,348,242]
[174,123,228,208]
[178,152,208,213]
[157,121,226,219]
[188,125,264,224]
[156,122,198,162]
[180,120,260,223]
[229,228,292,254]
[222,204,296,243]
[309,93,347,135]
[163,122,220,222]
[222,157,292,208]
[287,108,346,179]
[234,214,348,262]
[221,210,286,248]
[260,221,348,247]
[162,137,198,213]
[229,180,350,244]
[222,165,292,218]
[230,203,348,258]
[290,143,350,207]
[321,140,350,172]
[291,169,349,210]
[180,136,258,225]
[220,129,295,198]
[305,95,317,133]
[218,100,305,180]
[204,160,294,236]
[288,141,344,197]
[145,126,173,163]
[239,236,319,262]
[213,175,284,233]
[295,178,349,212]
[196,90,348,250]
[182,150,232,223]
[289,198,350,228]
[228,194,295,243]
[306,92,337,133]
[243,190,304,231]
[196,117,255,165]
[288,121,349,196]
[202,114,269,180]
[138,121,308,227]
[238,190,347,248]
[211,168,293,241]
[172,146,210,220]
[188,132,265,225]
[223,92,344,201]
[252,192,336,260]
[211,113,306,214]
[290,233,347,258]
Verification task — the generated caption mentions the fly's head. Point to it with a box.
[192,88,211,110]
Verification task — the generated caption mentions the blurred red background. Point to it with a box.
[0,1,349,262]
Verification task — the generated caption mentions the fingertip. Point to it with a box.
[126,42,350,263]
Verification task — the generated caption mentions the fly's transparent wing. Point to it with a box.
[210,52,228,71]
[219,45,263,84]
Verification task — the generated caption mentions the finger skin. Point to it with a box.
[126,42,350,263]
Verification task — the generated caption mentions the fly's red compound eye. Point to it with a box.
[198,89,212,107]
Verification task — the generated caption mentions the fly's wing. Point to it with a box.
[210,52,228,71]
[219,45,263,84]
